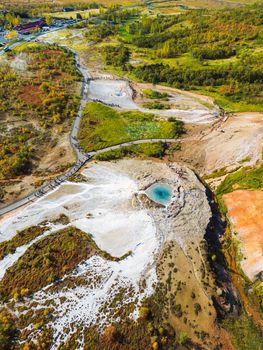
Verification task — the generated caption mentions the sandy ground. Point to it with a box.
[223,190,263,281]
[172,112,263,180]
[39,132,75,170]
[101,161,225,348]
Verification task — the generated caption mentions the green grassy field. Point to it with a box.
[35,4,263,113]
[216,164,263,196]
[190,88,263,113]
[78,102,185,151]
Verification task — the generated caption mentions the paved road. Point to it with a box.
[0,160,86,216]
[88,138,188,156]
[67,49,91,161]
[0,137,188,216]
[0,26,190,217]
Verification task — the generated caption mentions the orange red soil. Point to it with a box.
[223,190,263,281]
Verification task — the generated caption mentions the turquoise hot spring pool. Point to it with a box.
[145,183,173,205]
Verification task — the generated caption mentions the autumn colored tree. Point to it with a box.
[103,325,118,343]
[0,309,17,350]
[45,15,53,26]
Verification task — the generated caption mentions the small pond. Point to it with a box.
[145,183,173,205]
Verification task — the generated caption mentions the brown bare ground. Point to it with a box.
[157,241,235,349]
[19,84,44,106]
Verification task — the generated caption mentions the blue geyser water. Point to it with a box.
[146,183,172,205]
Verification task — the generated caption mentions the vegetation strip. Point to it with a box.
[0,226,131,301]
[0,225,48,260]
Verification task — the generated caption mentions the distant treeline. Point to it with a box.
[127,7,261,57]
[1,2,101,18]
[117,4,263,105]
[132,60,263,101]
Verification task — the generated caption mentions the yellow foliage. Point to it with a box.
[33,321,43,330]
[152,341,159,350]
[5,30,17,40]
[51,114,61,124]
[43,309,49,316]
[139,306,150,319]
[22,342,31,350]
[13,291,20,300]
[20,288,30,297]
[158,326,164,335]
